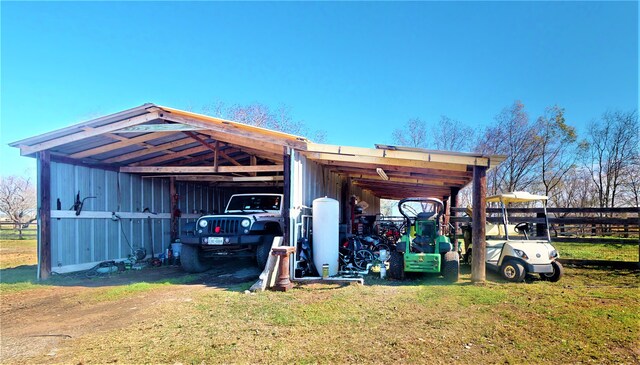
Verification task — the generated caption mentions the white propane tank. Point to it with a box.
[312,197,339,276]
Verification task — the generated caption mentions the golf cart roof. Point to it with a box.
[486,191,549,204]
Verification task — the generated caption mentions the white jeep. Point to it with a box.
[180,193,284,273]
[463,191,564,282]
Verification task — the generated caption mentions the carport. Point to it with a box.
[10,103,504,283]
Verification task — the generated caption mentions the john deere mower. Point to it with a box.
[388,197,459,282]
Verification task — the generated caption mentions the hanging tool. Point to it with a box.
[70,191,96,216]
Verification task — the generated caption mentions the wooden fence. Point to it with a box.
[0,222,38,239]
[450,206,639,268]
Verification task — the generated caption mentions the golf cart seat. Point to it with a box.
[486,223,519,237]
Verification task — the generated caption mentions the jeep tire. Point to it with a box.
[256,235,275,269]
[181,244,210,273]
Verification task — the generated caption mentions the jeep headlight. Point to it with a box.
[198,220,208,228]
[549,250,558,259]
[513,249,529,260]
[241,219,251,228]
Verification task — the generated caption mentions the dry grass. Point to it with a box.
[1,239,639,364]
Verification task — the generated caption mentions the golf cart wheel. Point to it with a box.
[388,250,405,280]
[540,261,564,282]
[501,260,525,282]
[256,235,275,269]
[442,251,460,283]
[181,244,210,273]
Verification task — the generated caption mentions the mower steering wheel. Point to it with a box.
[403,205,418,217]
[514,222,530,234]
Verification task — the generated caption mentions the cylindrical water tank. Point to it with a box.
[312,197,339,276]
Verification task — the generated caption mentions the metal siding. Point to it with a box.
[57,163,76,266]
[76,166,93,264]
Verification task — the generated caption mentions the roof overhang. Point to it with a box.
[9,103,506,196]
[302,143,505,199]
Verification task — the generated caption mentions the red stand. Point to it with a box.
[272,246,296,292]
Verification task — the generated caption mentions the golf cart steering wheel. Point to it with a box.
[514,222,530,234]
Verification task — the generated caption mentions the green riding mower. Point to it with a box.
[388,197,460,282]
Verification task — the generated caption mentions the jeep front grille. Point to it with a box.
[204,218,242,235]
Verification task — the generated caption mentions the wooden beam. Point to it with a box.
[250,155,257,177]
[306,152,469,172]
[102,137,195,164]
[471,165,487,283]
[306,143,490,167]
[69,132,174,159]
[175,175,284,182]
[161,113,307,150]
[331,166,471,180]
[38,151,51,280]
[349,175,466,187]
[120,165,284,174]
[113,123,203,133]
[214,141,219,172]
[132,145,209,166]
[20,112,160,156]
[197,130,285,155]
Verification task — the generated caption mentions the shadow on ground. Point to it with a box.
[1,258,261,291]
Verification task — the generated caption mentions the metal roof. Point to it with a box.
[9,104,505,199]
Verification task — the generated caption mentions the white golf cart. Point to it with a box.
[463,191,564,282]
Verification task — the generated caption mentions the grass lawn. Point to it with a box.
[1,238,639,364]
[555,241,639,262]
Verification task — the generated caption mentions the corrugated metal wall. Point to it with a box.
[295,153,380,216]
[49,162,217,271]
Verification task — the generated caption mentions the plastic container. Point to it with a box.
[312,197,339,276]
[171,242,182,257]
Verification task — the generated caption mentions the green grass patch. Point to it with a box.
[555,241,639,261]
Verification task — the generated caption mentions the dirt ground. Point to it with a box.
[0,260,261,363]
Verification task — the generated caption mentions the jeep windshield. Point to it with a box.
[225,195,281,213]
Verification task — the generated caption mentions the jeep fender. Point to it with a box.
[250,221,283,235]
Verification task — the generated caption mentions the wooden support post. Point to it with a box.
[38,151,51,280]
[169,177,178,242]
[213,141,219,172]
[250,155,257,177]
[451,187,460,252]
[282,147,291,246]
[443,195,450,235]
[471,166,487,283]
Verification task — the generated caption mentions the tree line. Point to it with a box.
[392,101,639,208]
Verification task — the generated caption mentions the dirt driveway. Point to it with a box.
[0,260,261,363]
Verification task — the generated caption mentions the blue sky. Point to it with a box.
[1,1,637,177]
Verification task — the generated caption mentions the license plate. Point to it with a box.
[207,237,224,245]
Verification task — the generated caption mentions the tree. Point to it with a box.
[198,101,326,143]
[0,176,37,239]
[431,116,475,152]
[582,110,638,208]
[537,105,578,198]
[475,101,542,194]
[391,118,428,148]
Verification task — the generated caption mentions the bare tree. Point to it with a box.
[0,176,37,239]
[475,101,542,194]
[431,116,475,152]
[549,167,597,209]
[538,105,578,198]
[198,101,327,142]
[391,118,428,148]
[582,110,638,208]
